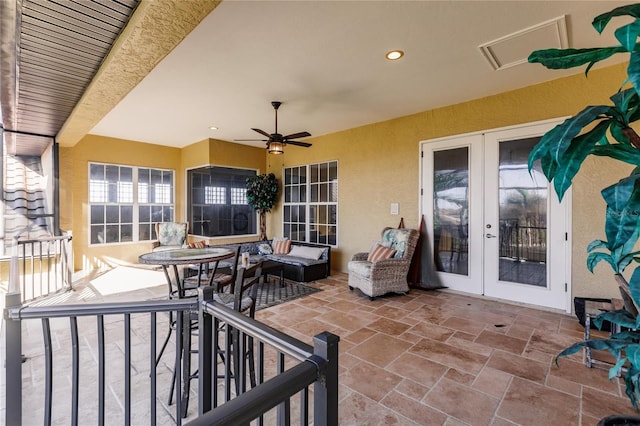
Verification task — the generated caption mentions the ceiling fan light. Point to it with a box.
[268,141,284,154]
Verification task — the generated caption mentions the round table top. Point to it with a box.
[138,247,234,266]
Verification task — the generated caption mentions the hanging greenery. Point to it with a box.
[246,173,279,240]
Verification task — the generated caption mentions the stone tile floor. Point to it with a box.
[2,267,638,425]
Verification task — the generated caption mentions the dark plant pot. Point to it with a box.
[598,415,640,426]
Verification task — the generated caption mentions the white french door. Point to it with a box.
[421,119,571,311]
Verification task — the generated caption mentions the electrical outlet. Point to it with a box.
[391,203,399,215]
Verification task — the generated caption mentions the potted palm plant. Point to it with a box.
[246,173,279,241]
[527,4,640,421]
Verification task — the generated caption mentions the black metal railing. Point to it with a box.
[13,232,73,302]
[499,220,546,263]
[191,287,339,425]
[3,288,339,425]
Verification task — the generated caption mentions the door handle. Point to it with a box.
[486,233,497,238]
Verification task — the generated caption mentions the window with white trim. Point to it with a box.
[89,163,175,245]
[283,161,338,246]
[188,166,257,237]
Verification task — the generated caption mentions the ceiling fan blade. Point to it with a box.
[284,131,311,140]
[234,138,268,142]
[252,128,272,138]
[286,140,312,148]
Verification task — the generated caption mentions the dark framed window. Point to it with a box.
[187,166,257,237]
[89,163,174,245]
[283,161,338,246]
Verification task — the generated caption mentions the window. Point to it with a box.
[205,186,226,204]
[283,161,337,246]
[188,166,257,237]
[89,163,175,245]
[231,188,248,205]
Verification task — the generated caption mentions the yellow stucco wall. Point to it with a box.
[268,62,628,301]
[62,62,629,301]
[61,135,265,271]
[65,135,181,271]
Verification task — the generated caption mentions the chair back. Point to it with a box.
[233,261,263,314]
[380,227,420,260]
[155,222,188,247]
[215,246,242,292]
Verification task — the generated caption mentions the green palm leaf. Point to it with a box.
[552,121,608,197]
[615,21,640,52]
[629,51,640,97]
[593,144,640,166]
[528,47,625,70]
[602,175,640,250]
[555,338,632,365]
[594,309,638,329]
[550,106,610,162]
[587,251,616,273]
[611,88,639,116]
[593,4,640,34]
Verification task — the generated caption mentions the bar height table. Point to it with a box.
[139,247,234,417]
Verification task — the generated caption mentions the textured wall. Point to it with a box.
[268,62,628,302]
[64,61,629,302]
[67,135,181,270]
[57,0,220,146]
[62,134,265,270]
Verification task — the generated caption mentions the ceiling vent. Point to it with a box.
[479,15,568,71]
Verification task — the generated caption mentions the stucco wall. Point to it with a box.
[270,62,628,301]
[61,134,265,271]
[62,62,629,301]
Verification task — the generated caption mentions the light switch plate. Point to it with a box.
[391,203,399,215]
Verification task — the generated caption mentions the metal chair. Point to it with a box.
[214,261,263,394]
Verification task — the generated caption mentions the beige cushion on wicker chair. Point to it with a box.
[152,222,189,252]
[348,227,420,300]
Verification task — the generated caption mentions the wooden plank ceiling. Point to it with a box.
[0,0,139,156]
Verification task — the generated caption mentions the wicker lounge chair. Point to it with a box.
[348,227,419,300]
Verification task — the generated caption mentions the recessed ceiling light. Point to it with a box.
[209,126,218,130]
[386,50,404,60]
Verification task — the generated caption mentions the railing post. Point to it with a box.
[5,241,23,424]
[4,292,23,425]
[64,233,73,291]
[198,287,215,416]
[312,332,339,426]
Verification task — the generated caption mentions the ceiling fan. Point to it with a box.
[236,101,312,154]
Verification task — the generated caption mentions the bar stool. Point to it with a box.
[213,261,263,395]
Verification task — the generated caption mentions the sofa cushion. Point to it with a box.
[289,245,324,260]
[266,254,325,267]
[257,243,273,255]
[367,243,396,262]
[273,239,292,254]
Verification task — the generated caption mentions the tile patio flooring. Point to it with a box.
[4,268,638,425]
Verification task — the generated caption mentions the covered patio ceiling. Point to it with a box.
[0,1,632,156]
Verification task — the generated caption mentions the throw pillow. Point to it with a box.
[273,239,292,254]
[289,245,324,260]
[188,241,206,249]
[257,243,273,255]
[367,243,396,262]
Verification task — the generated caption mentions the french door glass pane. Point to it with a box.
[433,148,469,275]
[498,138,547,287]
